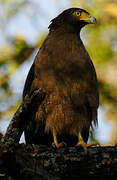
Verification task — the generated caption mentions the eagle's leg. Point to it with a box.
[76,132,87,150]
[76,132,99,150]
[52,129,66,148]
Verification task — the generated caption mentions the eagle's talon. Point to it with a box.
[76,141,87,151]
[52,142,56,148]
[52,142,67,148]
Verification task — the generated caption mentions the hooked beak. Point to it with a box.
[88,16,97,24]
[78,11,97,25]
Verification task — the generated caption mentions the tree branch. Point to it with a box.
[0,144,117,179]
[2,88,45,146]
[0,88,117,179]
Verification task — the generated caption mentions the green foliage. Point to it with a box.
[99,81,117,106]
[87,40,113,65]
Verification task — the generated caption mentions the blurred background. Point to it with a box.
[0,0,117,145]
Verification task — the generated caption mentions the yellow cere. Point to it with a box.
[73,10,91,21]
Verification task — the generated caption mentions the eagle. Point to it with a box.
[23,8,99,149]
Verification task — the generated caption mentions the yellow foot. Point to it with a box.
[87,143,100,147]
[76,132,100,150]
[76,142,100,150]
[52,129,67,148]
[52,142,67,148]
[76,141,87,150]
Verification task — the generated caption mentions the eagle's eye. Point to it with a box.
[73,11,81,17]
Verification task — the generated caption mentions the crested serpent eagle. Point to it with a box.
[23,8,99,149]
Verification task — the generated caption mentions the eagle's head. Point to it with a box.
[49,8,97,32]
